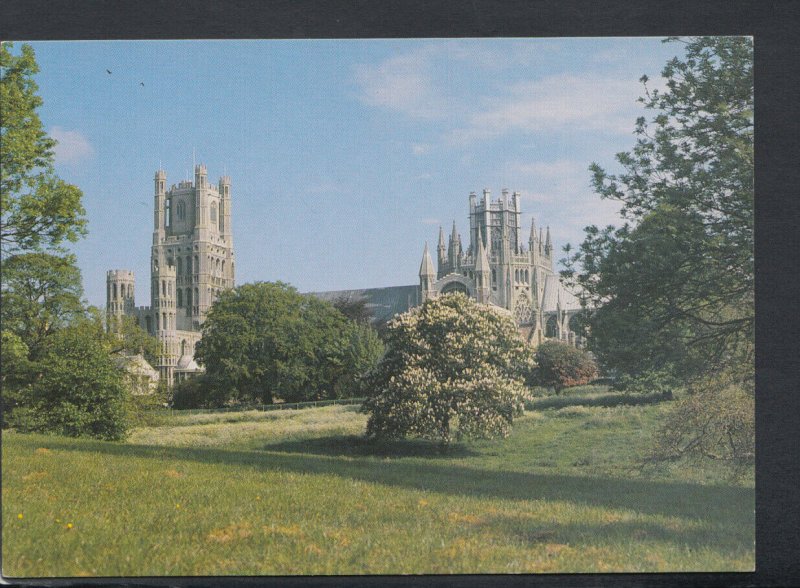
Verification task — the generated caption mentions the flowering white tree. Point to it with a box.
[361,293,533,446]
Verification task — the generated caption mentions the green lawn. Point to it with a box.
[2,396,754,576]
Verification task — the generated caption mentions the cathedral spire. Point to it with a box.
[419,242,436,278]
[474,227,491,304]
[438,225,446,250]
[475,228,490,273]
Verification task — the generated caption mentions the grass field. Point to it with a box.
[2,391,754,576]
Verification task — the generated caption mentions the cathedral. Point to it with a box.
[106,167,583,389]
[318,188,584,346]
[417,189,583,345]
[106,164,235,385]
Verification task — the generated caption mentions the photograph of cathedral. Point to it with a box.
[2,29,756,579]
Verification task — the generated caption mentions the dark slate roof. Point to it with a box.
[308,285,420,324]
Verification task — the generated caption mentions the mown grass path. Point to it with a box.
[3,401,754,576]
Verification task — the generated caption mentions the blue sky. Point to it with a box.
[26,38,681,308]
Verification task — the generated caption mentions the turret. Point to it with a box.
[152,260,177,384]
[468,191,478,255]
[448,220,460,271]
[219,174,232,241]
[154,169,166,243]
[545,226,553,257]
[483,188,491,255]
[437,225,447,276]
[106,270,136,333]
[194,164,208,231]
[513,191,522,252]
[419,242,437,302]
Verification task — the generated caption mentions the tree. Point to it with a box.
[1,43,86,254]
[332,295,373,324]
[9,320,131,440]
[0,252,85,358]
[0,330,31,428]
[533,340,598,393]
[105,314,162,367]
[361,293,533,447]
[563,37,753,381]
[194,282,383,406]
[648,365,754,467]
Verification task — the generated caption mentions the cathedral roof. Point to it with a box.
[175,353,201,372]
[309,285,420,324]
[541,274,582,313]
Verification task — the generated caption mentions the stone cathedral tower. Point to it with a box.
[106,164,235,385]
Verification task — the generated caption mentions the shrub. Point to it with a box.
[170,374,231,409]
[650,369,754,467]
[361,293,533,446]
[533,340,598,393]
[9,324,130,440]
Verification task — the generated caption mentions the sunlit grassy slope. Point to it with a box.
[3,396,754,576]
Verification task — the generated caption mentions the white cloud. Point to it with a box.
[353,46,446,120]
[50,127,94,164]
[447,74,642,144]
[354,44,655,155]
[420,217,440,225]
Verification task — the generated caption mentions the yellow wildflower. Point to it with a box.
[17,513,23,520]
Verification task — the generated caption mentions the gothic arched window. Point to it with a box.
[177,288,183,307]
[177,257,183,274]
[176,200,186,221]
[210,202,217,223]
[186,256,192,275]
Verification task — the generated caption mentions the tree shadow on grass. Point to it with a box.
[262,434,480,459]
[476,513,753,567]
[36,435,754,525]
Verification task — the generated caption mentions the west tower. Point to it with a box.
[106,164,236,386]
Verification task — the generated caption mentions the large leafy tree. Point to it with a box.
[1,43,86,254]
[563,37,753,380]
[361,293,533,447]
[195,282,384,405]
[0,252,85,359]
